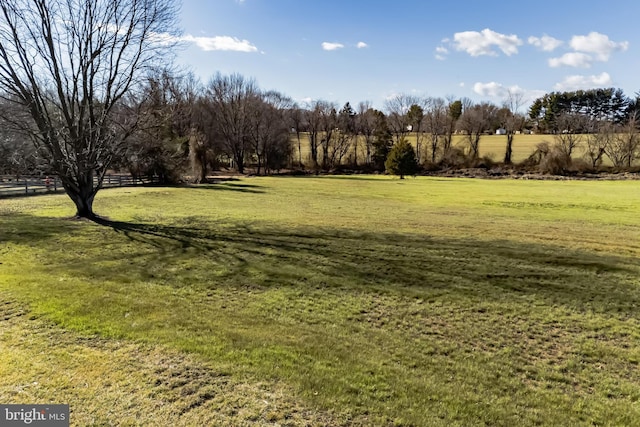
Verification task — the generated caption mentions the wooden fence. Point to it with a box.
[0,174,158,198]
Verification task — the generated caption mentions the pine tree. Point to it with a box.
[385,140,418,179]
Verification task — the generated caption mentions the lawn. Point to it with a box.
[1,177,639,426]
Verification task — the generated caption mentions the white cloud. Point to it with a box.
[179,35,258,52]
[546,32,628,68]
[548,52,593,68]
[434,46,448,60]
[322,42,344,51]
[569,32,628,61]
[528,34,562,52]
[473,82,529,99]
[451,28,522,57]
[473,82,543,105]
[357,41,368,49]
[553,72,613,91]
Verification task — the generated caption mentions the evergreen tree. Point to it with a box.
[371,110,393,171]
[385,140,418,179]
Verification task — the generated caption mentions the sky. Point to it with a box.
[174,0,640,110]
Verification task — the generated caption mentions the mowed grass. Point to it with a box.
[1,177,640,426]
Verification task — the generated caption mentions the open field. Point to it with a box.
[291,133,555,166]
[1,177,640,425]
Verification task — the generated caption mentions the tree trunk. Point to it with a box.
[471,133,481,159]
[296,132,302,167]
[431,135,438,164]
[353,137,358,167]
[235,151,244,174]
[62,174,97,219]
[504,133,514,164]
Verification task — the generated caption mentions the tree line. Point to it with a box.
[0,0,638,218]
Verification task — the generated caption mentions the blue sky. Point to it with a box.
[175,0,640,109]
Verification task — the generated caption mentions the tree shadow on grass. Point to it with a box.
[0,213,80,244]
[80,216,640,317]
[1,212,638,317]
[189,182,267,194]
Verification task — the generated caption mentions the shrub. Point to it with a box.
[539,144,571,175]
[439,147,467,168]
[385,139,419,179]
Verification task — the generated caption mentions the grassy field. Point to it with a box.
[1,177,639,426]
[291,133,553,166]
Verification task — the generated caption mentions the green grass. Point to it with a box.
[1,177,640,425]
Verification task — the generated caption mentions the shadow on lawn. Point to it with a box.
[85,216,640,316]
[190,182,267,194]
[2,212,639,317]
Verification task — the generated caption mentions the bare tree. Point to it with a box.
[554,113,586,161]
[423,97,449,164]
[247,90,292,175]
[606,115,639,169]
[329,102,354,167]
[319,103,338,170]
[0,113,38,175]
[384,94,416,144]
[304,101,325,170]
[501,90,526,164]
[356,101,376,166]
[288,104,306,167]
[583,120,612,170]
[121,70,200,184]
[0,0,178,218]
[204,73,258,174]
[457,102,497,160]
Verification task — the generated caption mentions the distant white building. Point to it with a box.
[496,128,507,135]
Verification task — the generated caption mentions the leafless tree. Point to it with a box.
[0,111,38,175]
[501,90,526,164]
[423,97,449,164]
[288,104,306,167]
[356,101,376,166]
[247,90,293,175]
[337,102,357,167]
[457,102,497,160]
[204,73,258,174]
[319,102,338,170]
[384,94,417,144]
[606,115,639,168]
[122,71,200,184]
[583,120,612,170]
[304,100,331,169]
[554,113,586,161]
[0,0,178,217]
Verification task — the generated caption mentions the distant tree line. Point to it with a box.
[0,0,637,218]
[3,69,640,185]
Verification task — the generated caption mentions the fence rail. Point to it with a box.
[0,174,158,198]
